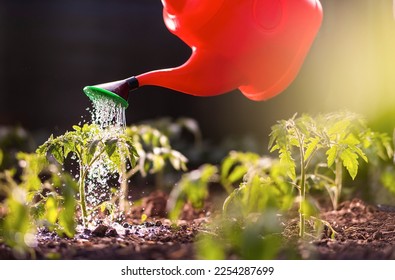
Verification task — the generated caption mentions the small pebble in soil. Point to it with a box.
[123,223,130,229]
[105,228,118,237]
[144,222,155,227]
[92,225,109,237]
[155,221,162,227]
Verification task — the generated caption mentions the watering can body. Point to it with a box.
[84,0,323,105]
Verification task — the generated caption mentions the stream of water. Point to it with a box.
[85,97,128,215]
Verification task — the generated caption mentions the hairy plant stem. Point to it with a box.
[334,159,343,210]
[295,128,306,238]
[299,158,306,238]
[79,166,88,227]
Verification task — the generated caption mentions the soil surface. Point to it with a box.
[307,199,395,259]
[1,195,395,260]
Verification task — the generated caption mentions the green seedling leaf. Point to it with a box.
[343,133,360,146]
[45,196,58,226]
[227,165,248,184]
[168,164,216,220]
[279,148,296,181]
[305,137,320,161]
[48,145,64,165]
[350,145,368,163]
[340,149,359,179]
[57,175,77,238]
[150,154,165,173]
[327,119,351,136]
[326,145,338,168]
[86,139,100,164]
[221,156,235,179]
[105,138,118,158]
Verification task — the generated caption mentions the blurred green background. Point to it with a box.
[1,0,394,143]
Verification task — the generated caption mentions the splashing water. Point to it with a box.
[85,96,128,213]
[90,96,126,130]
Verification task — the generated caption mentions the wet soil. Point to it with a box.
[1,194,395,260]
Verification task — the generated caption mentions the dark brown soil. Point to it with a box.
[308,198,395,259]
[1,196,395,260]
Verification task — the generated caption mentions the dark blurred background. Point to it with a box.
[1,0,395,146]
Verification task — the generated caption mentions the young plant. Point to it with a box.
[196,212,285,260]
[220,151,261,194]
[167,164,217,220]
[37,124,137,227]
[269,114,319,237]
[269,112,393,237]
[118,124,188,212]
[221,152,294,219]
[313,113,392,209]
[0,152,77,258]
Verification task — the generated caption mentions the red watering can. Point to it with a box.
[84,0,323,108]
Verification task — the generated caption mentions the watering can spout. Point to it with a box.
[84,0,323,106]
[83,77,138,108]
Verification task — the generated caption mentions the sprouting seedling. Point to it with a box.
[312,112,392,209]
[269,112,393,237]
[167,164,217,221]
[220,151,262,194]
[221,152,294,219]
[37,124,137,227]
[269,113,317,237]
[117,124,188,212]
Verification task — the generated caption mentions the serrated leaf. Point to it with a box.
[326,145,338,168]
[305,137,320,161]
[105,138,118,157]
[127,145,137,167]
[269,144,279,153]
[63,141,74,159]
[340,148,359,179]
[49,145,64,165]
[327,119,351,137]
[342,133,360,146]
[87,140,100,163]
[269,122,288,150]
[279,148,296,181]
[289,137,300,147]
[350,145,368,163]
